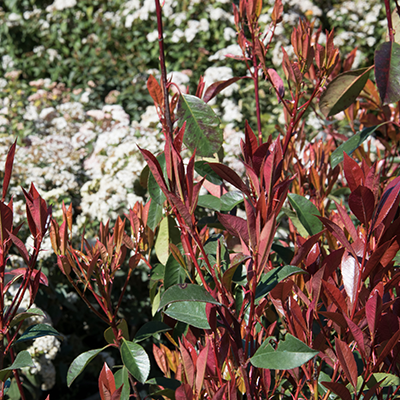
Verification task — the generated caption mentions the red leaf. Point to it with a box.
[362,238,396,279]
[2,140,16,202]
[343,153,364,191]
[180,339,195,387]
[195,342,209,394]
[139,147,169,195]
[334,201,357,241]
[203,77,245,103]
[322,280,348,315]
[266,68,284,102]
[147,75,164,107]
[57,255,71,276]
[365,291,380,341]
[348,186,375,225]
[211,384,227,400]
[99,362,116,400]
[208,163,251,197]
[176,383,194,400]
[244,120,258,160]
[373,176,400,229]
[0,202,13,244]
[216,213,249,244]
[321,382,352,400]
[372,329,400,372]
[344,315,366,359]
[374,41,400,104]
[291,231,323,266]
[335,338,358,389]
[318,312,348,330]
[7,230,30,265]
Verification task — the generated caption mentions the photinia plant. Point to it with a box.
[47,0,400,399]
[0,142,57,400]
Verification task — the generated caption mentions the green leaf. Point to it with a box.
[164,254,187,290]
[0,351,35,381]
[146,376,181,390]
[197,191,243,212]
[120,339,150,384]
[194,161,223,185]
[197,195,222,211]
[250,334,318,369]
[10,308,46,328]
[158,284,221,311]
[148,152,167,205]
[281,207,309,238]
[271,244,294,265]
[67,346,109,387]
[114,367,130,400]
[368,373,400,388]
[147,200,163,231]
[155,216,170,265]
[164,301,210,329]
[319,66,374,117]
[375,41,400,104]
[16,324,61,343]
[330,124,386,169]
[288,193,322,236]
[104,319,129,344]
[134,321,171,342]
[255,265,307,303]
[177,94,223,157]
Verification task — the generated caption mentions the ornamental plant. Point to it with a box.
[48,0,400,399]
[0,141,56,400]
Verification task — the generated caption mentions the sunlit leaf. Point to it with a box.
[120,339,150,384]
[319,66,373,117]
[288,194,322,236]
[177,94,223,157]
[250,334,318,369]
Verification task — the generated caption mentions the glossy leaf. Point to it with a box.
[148,152,167,205]
[197,192,243,212]
[120,339,150,384]
[147,200,163,231]
[134,321,171,342]
[319,65,373,117]
[16,324,61,343]
[155,216,170,265]
[288,193,322,236]
[194,161,223,185]
[335,338,358,389]
[177,94,223,157]
[203,77,244,103]
[349,186,375,225]
[175,383,194,400]
[99,362,116,400]
[375,41,400,104]
[330,124,385,168]
[0,351,34,381]
[164,301,210,329]
[164,254,187,290]
[250,334,318,369]
[321,382,352,400]
[114,367,130,400]
[341,252,359,308]
[255,265,307,303]
[10,308,46,328]
[67,347,108,387]
[158,284,220,310]
[267,68,285,102]
[369,373,400,388]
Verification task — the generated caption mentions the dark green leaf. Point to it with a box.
[148,152,167,205]
[10,308,46,328]
[120,339,150,384]
[375,41,400,104]
[250,334,318,369]
[158,284,220,310]
[16,324,61,343]
[281,207,309,238]
[67,346,109,387]
[271,244,294,265]
[319,66,374,117]
[134,321,171,342]
[146,376,181,389]
[194,161,223,185]
[164,301,210,329]
[220,192,244,212]
[255,265,307,303]
[164,254,187,290]
[177,94,223,157]
[288,194,322,236]
[330,124,386,168]
[0,351,34,381]
[147,200,163,231]
[197,195,222,211]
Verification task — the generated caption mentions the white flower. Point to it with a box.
[140,105,160,128]
[209,44,242,61]
[204,66,238,96]
[24,105,39,121]
[171,28,184,43]
[46,0,77,11]
[2,55,14,70]
[223,27,236,41]
[147,30,159,42]
[222,98,242,122]
[8,13,22,22]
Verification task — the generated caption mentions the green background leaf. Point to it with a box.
[164,301,211,329]
[16,324,61,343]
[288,193,322,236]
